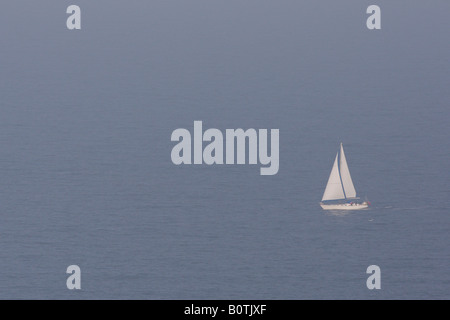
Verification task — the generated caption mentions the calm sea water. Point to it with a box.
[0,1,448,299]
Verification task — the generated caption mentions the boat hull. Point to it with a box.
[320,203,368,210]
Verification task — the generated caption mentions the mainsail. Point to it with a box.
[321,143,357,201]
[339,143,356,199]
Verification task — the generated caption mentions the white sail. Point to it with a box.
[321,153,345,201]
[339,143,357,199]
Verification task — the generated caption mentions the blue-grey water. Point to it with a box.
[0,1,449,299]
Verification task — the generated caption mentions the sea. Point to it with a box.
[0,1,448,299]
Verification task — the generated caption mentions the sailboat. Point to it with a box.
[320,143,369,210]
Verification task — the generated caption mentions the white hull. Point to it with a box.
[320,203,368,210]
